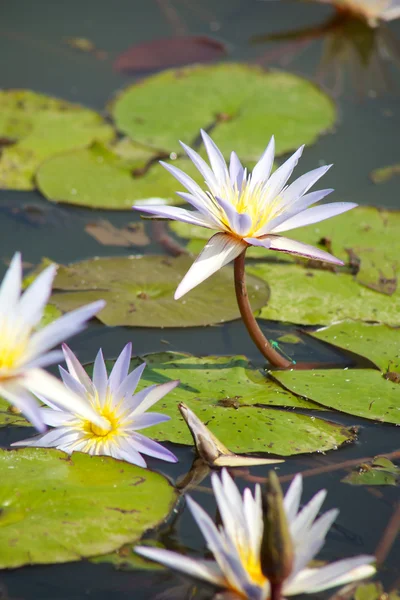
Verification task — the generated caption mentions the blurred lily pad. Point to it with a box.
[0,448,178,568]
[0,399,31,428]
[84,352,355,456]
[247,263,400,326]
[310,321,400,372]
[0,89,115,190]
[49,255,269,327]
[342,457,400,486]
[91,540,166,571]
[85,220,150,247]
[111,63,336,160]
[36,142,206,209]
[370,163,400,184]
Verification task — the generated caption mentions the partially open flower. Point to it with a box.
[13,343,179,468]
[0,252,105,432]
[136,470,375,599]
[134,130,357,299]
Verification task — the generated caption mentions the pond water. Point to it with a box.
[0,0,399,598]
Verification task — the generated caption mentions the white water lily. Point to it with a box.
[0,252,106,432]
[133,130,357,299]
[318,0,400,26]
[136,470,375,599]
[13,343,179,468]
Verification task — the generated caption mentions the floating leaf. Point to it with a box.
[84,352,354,456]
[36,142,205,209]
[0,448,178,568]
[114,35,226,73]
[342,457,400,486]
[48,255,269,327]
[111,63,335,160]
[0,90,114,190]
[91,540,166,571]
[38,304,62,328]
[0,399,31,428]
[310,321,400,372]
[85,220,150,247]
[370,163,400,184]
[247,263,400,326]
[273,368,400,424]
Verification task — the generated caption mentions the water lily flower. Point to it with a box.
[0,252,106,432]
[136,470,375,599]
[317,0,400,26]
[133,131,357,299]
[13,343,179,468]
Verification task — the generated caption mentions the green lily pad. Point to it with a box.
[0,399,31,428]
[370,163,400,184]
[36,142,207,210]
[247,263,400,326]
[48,255,269,327]
[84,352,355,456]
[342,457,400,486]
[310,321,400,372]
[0,448,178,568]
[91,540,166,571]
[0,90,115,190]
[111,63,336,160]
[273,368,400,424]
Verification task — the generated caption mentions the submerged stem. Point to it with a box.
[234,250,292,369]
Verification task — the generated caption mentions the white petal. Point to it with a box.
[291,489,327,540]
[23,368,107,429]
[24,350,64,370]
[251,136,275,188]
[0,252,22,315]
[0,381,45,432]
[131,412,170,430]
[247,236,344,265]
[62,344,93,393]
[128,380,179,417]
[133,204,217,229]
[29,301,105,359]
[115,362,146,400]
[201,129,229,188]
[18,264,57,329]
[286,556,376,595]
[108,343,132,395]
[134,547,225,587]
[271,203,357,234]
[58,366,88,399]
[229,151,245,190]
[264,145,304,201]
[130,432,178,462]
[215,196,252,236]
[279,165,332,208]
[180,141,220,196]
[159,161,213,206]
[92,348,108,402]
[284,474,303,524]
[40,407,72,427]
[174,233,246,299]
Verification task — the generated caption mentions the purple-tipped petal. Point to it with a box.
[108,342,132,395]
[133,204,217,229]
[264,145,304,201]
[229,151,245,190]
[92,348,108,403]
[271,202,358,234]
[251,135,275,187]
[115,362,146,400]
[180,140,219,195]
[0,252,22,315]
[18,264,57,329]
[159,160,211,202]
[0,382,45,433]
[279,165,332,209]
[61,344,93,393]
[264,189,334,235]
[175,233,246,299]
[131,412,171,430]
[128,379,179,417]
[131,432,178,462]
[246,235,344,265]
[59,365,88,399]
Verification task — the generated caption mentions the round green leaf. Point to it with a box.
[36,142,204,210]
[111,63,336,160]
[0,90,115,190]
[247,263,400,326]
[48,255,269,327]
[342,457,400,486]
[85,352,354,456]
[0,448,178,568]
[310,321,400,372]
[273,368,400,424]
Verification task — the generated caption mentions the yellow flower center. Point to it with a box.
[0,337,27,375]
[82,402,121,442]
[90,417,112,437]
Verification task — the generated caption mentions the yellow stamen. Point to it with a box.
[82,403,121,441]
[0,336,27,373]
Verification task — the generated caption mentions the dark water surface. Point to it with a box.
[0,0,399,598]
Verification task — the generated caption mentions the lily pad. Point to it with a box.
[84,352,355,456]
[342,457,400,486]
[273,368,400,424]
[370,163,400,184]
[0,399,31,428]
[36,142,206,209]
[0,90,115,190]
[91,541,166,571]
[247,263,400,326]
[48,255,269,327]
[310,321,400,372]
[0,448,178,568]
[111,63,336,160]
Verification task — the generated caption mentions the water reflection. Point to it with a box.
[252,9,400,97]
